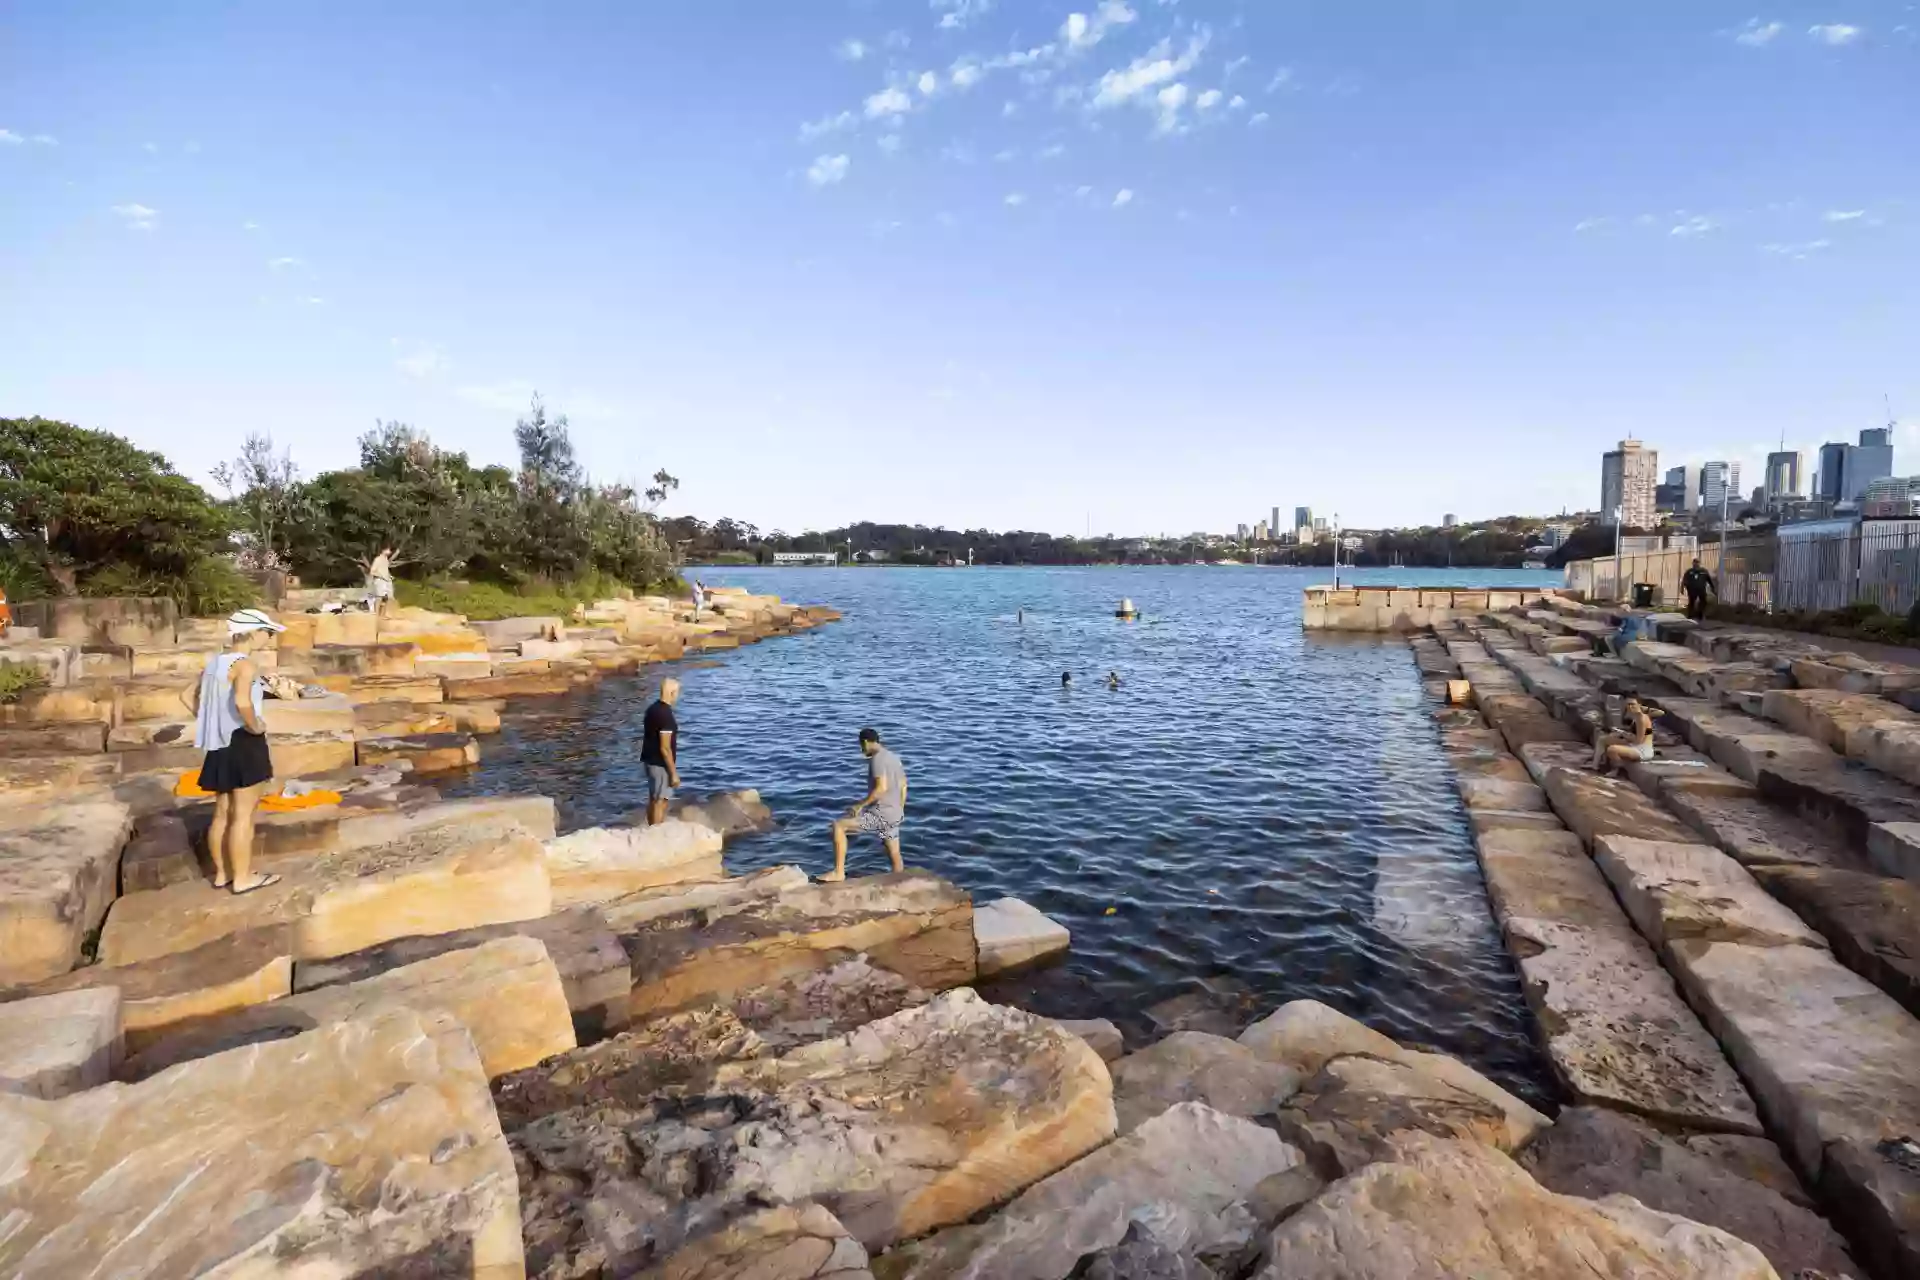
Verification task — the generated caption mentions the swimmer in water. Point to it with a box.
[1061,671,1072,688]
[1107,671,1121,689]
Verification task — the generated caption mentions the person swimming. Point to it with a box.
[1061,671,1072,688]
[1107,671,1121,689]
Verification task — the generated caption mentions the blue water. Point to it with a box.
[448,565,1562,1100]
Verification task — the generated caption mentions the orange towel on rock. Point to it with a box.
[260,789,343,812]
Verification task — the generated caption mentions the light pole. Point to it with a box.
[1333,513,1342,589]
[1613,506,1624,603]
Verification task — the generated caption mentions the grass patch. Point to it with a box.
[0,660,49,704]
[397,573,687,622]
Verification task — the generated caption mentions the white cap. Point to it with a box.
[227,608,286,636]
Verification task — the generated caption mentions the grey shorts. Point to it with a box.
[853,807,902,843]
[646,765,674,803]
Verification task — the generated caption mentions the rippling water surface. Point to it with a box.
[448,564,1563,1100]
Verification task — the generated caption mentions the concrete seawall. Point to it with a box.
[1302,584,1572,632]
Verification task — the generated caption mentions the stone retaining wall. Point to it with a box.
[1302,584,1570,632]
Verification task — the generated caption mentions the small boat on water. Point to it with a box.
[1114,597,1139,620]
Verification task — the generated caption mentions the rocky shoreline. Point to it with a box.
[0,582,1900,1277]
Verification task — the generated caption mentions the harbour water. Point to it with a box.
[449,564,1565,1100]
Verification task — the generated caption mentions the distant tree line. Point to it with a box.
[0,402,681,614]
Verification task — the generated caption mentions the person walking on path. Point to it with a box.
[189,608,285,894]
[822,727,906,882]
[362,546,396,613]
[642,678,682,825]
[1681,558,1717,621]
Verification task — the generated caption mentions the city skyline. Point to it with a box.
[2,2,1914,535]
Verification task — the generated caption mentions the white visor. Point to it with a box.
[227,608,287,636]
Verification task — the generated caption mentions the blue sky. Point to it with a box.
[3,1,1915,535]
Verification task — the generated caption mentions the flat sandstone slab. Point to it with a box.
[1255,1133,1779,1279]
[0,987,121,1098]
[542,819,725,907]
[972,895,1070,977]
[1747,863,1920,1018]
[1592,835,1828,952]
[0,801,135,985]
[121,934,575,1082]
[624,870,975,1018]
[98,814,552,966]
[0,1007,524,1278]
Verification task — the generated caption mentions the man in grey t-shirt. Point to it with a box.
[822,726,906,882]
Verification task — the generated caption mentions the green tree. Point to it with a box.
[0,417,231,594]
[512,397,590,579]
[211,432,303,570]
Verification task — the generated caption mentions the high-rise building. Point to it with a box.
[1442,513,1457,528]
[1294,506,1312,530]
[1817,442,1850,501]
[1862,476,1920,516]
[1657,464,1699,512]
[1253,520,1270,542]
[1848,427,1894,501]
[1764,451,1802,499]
[1313,517,1329,535]
[1700,461,1742,513]
[1237,523,1250,542]
[1271,507,1281,540]
[1600,439,1658,528]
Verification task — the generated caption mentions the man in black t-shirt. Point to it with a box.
[642,677,682,825]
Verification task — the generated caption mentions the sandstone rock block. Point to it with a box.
[119,810,200,893]
[513,989,1115,1271]
[8,926,293,1052]
[668,787,776,836]
[311,609,380,646]
[472,616,563,647]
[624,871,975,1019]
[1110,1030,1300,1134]
[543,820,726,907]
[1056,1017,1125,1062]
[1763,686,1919,756]
[444,670,575,700]
[0,800,134,984]
[99,814,552,966]
[356,730,480,774]
[599,864,809,932]
[881,1104,1302,1280]
[1541,767,1701,848]
[647,1204,874,1280]
[1667,788,1866,871]
[417,652,494,681]
[350,700,456,740]
[1521,1105,1857,1280]
[1592,835,1827,951]
[341,673,446,704]
[258,691,355,735]
[1750,863,1920,1017]
[0,721,108,757]
[294,904,631,1039]
[0,1006,524,1277]
[266,728,357,778]
[1256,1134,1780,1279]
[0,987,121,1098]
[446,700,504,733]
[974,896,1070,976]
[122,934,575,1082]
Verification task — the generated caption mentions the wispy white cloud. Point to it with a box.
[1733,19,1784,45]
[1196,88,1223,110]
[865,85,914,118]
[951,59,983,88]
[0,129,19,145]
[1153,82,1191,134]
[1224,55,1249,78]
[1267,67,1295,92]
[112,202,158,230]
[1004,191,1027,206]
[800,110,857,141]
[268,256,302,270]
[30,133,56,146]
[807,153,851,186]
[932,0,992,30]
[242,220,261,232]
[1670,215,1718,238]
[917,70,940,95]
[993,147,1019,162]
[1113,188,1134,207]
[1249,111,1270,125]
[878,133,904,154]
[393,341,450,379]
[1062,1,1137,52]
[1573,216,1612,233]
[1809,22,1862,44]
[1761,239,1832,258]
[1823,208,1866,222]
[1037,142,1066,158]
[838,38,869,61]
[1228,94,1247,109]
[1092,33,1209,112]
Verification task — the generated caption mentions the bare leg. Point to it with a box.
[1604,745,1643,776]
[882,836,903,873]
[227,780,273,892]
[647,798,667,825]
[208,791,232,886]
[821,819,851,882]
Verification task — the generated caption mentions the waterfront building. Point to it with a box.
[1765,450,1803,499]
[1313,517,1329,536]
[1295,506,1312,531]
[1540,522,1575,548]
[1862,476,1920,517]
[1295,522,1315,545]
[770,551,840,566]
[1271,507,1282,539]
[1600,439,1658,528]
[1237,523,1250,542]
[1849,427,1894,501]
[1699,460,1741,513]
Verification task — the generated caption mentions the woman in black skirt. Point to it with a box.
[188,608,285,894]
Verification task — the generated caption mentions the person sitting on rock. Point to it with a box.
[188,608,286,894]
[642,677,682,825]
[822,727,906,882]
[1593,696,1662,776]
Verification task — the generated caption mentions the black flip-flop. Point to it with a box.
[230,873,282,896]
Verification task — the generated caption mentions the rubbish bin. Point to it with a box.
[1631,583,1658,609]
